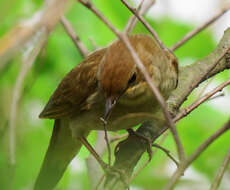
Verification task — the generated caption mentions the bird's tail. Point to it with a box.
[34,119,83,190]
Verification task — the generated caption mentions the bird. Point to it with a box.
[34,34,178,190]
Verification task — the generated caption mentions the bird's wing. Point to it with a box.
[39,48,106,119]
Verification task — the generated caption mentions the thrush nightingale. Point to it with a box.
[34,34,178,190]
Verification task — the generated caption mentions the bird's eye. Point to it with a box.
[128,73,137,85]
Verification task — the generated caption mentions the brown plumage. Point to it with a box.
[35,34,178,190]
[39,47,106,118]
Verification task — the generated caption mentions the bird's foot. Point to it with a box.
[127,128,153,161]
[127,129,179,167]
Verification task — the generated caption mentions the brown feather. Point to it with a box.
[39,48,106,119]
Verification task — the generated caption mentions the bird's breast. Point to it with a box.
[69,85,161,132]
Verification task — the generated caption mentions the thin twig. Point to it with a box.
[124,0,155,33]
[187,121,230,168]
[164,119,230,190]
[152,144,179,167]
[210,147,230,190]
[60,16,89,57]
[208,92,225,101]
[195,77,214,100]
[121,0,167,51]
[9,29,47,166]
[87,132,127,189]
[78,0,120,34]
[0,0,69,66]
[174,78,230,123]
[177,45,230,108]
[94,174,105,190]
[124,0,144,33]
[170,4,230,51]
[86,131,105,189]
[152,131,170,156]
[79,136,108,170]
[8,30,47,190]
[89,37,99,50]
[78,0,186,162]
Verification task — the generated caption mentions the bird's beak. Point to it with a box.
[104,97,116,120]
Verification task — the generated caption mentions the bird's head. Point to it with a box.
[97,35,178,120]
[98,39,138,119]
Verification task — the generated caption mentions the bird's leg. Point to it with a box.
[78,136,108,170]
[126,129,179,167]
[127,128,153,161]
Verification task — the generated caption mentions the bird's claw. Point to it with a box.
[127,128,153,162]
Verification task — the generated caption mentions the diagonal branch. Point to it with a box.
[164,119,230,190]
[169,30,230,111]
[0,0,69,70]
[170,4,230,51]
[124,0,156,33]
[121,0,167,51]
[174,78,230,123]
[44,0,89,57]
[124,0,145,33]
[177,46,230,108]
[60,16,89,57]
[210,147,230,190]
[9,31,47,166]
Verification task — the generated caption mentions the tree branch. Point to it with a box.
[86,131,105,189]
[60,16,89,57]
[170,4,230,51]
[124,0,156,33]
[210,147,230,190]
[174,78,230,123]
[9,31,47,166]
[8,30,48,190]
[164,119,230,190]
[0,0,69,70]
[121,0,167,51]
[168,28,230,112]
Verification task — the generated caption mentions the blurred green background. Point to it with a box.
[0,0,230,190]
